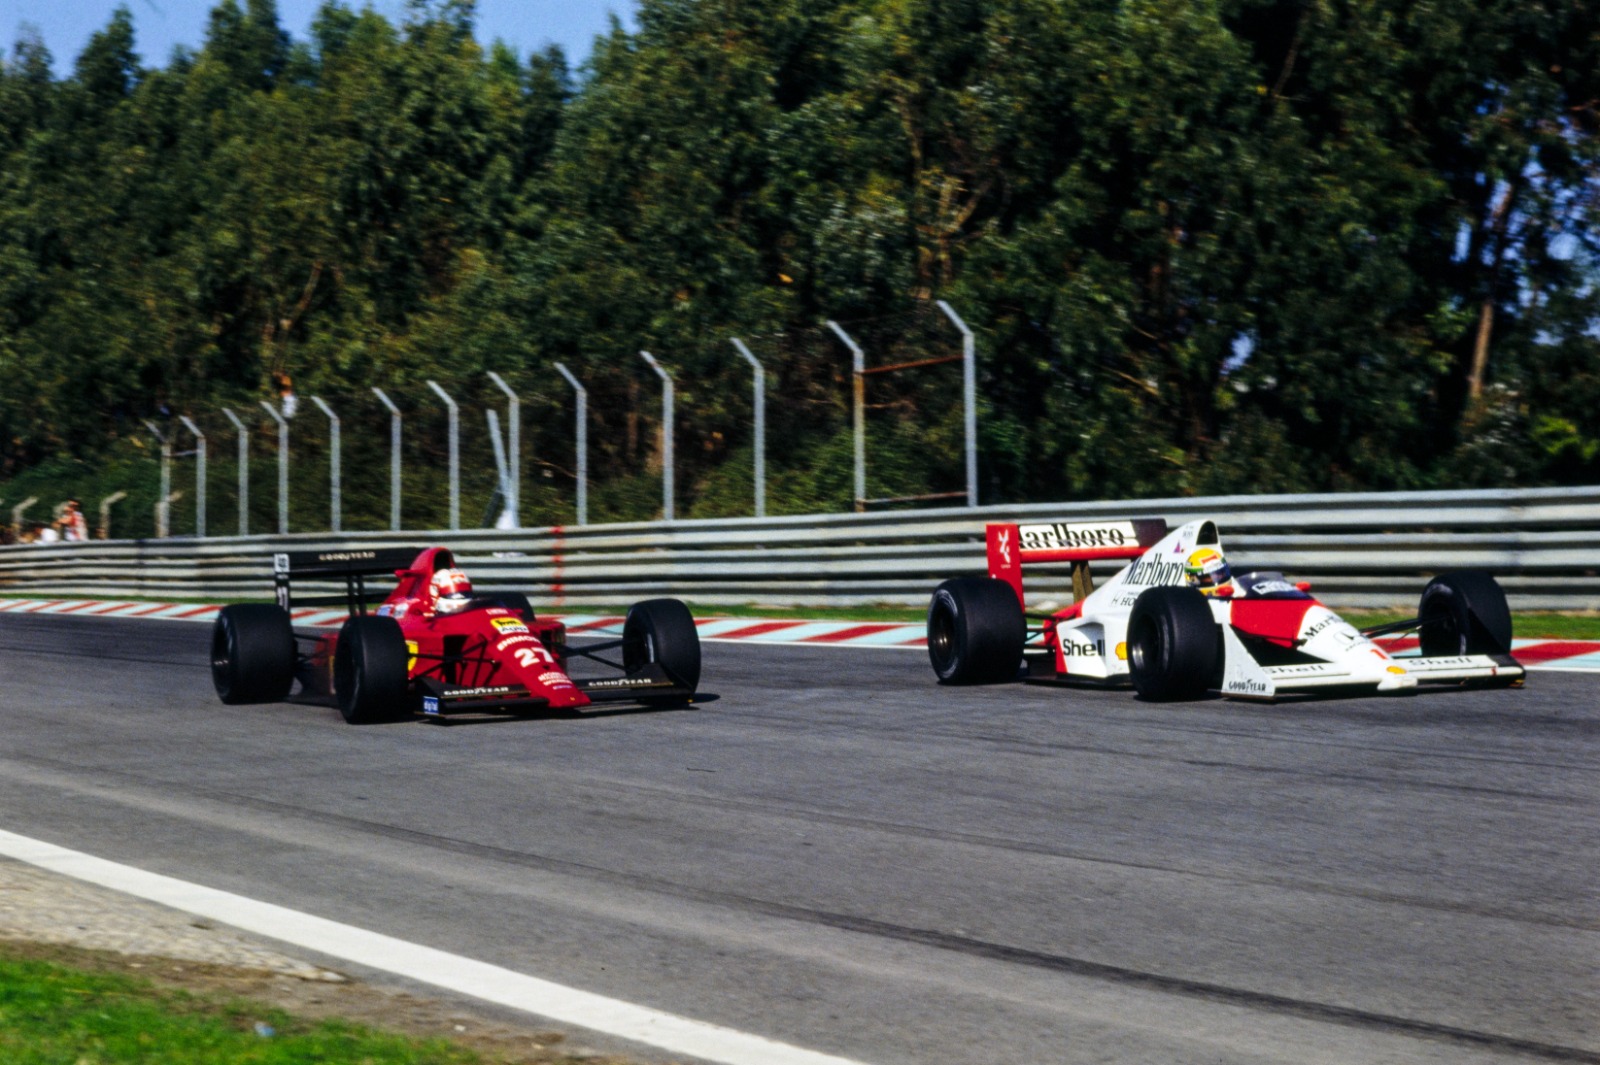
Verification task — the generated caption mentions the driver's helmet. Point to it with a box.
[1184,547,1231,590]
[430,567,474,613]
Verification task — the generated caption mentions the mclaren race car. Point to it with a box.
[927,518,1524,700]
[211,546,700,722]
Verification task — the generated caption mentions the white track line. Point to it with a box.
[0,829,867,1065]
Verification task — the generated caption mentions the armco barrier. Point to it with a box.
[0,486,1597,611]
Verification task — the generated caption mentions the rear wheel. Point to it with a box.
[623,598,701,695]
[334,616,410,724]
[1127,586,1218,701]
[926,577,1026,684]
[1419,572,1512,656]
[211,604,296,704]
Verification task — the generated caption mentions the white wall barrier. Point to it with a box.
[1,486,1597,611]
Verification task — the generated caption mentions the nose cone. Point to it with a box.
[477,610,592,709]
[501,642,591,709]
[537,671,591,709]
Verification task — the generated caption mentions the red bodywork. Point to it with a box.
[305,547,592,713]
[1224,598,1317,649]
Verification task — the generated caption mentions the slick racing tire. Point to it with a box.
[334,615,410,724]
[1418,572,1513,657]
[494,592,536,623]
[1127,586,1219,702]
[623,598,701,695]
[927,577,1026,685]
[212,604,296,705]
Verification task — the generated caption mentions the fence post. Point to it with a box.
[426,380,460,531]
[372,388,402,531]
[826,321,867,512]
[487,372,520,528]
[221,408,249,536]
[97,491,127,540]
[485,409,514,528]
[639,351,675,522]
[935,300,979,508]
[258,402,290,535]
[730,338,766,518]
[154,491,183,539]
[178,416,206,538]
[10,496,38,539]
[309,396,341,533]
[142,420,173,537]
[553,362,588,526]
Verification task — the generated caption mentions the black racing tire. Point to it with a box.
[926,577,1026,685]
[623,598,701,695]
[333,615,411,724]
[1418,572,1512,656]
[211,604,296,705]
[1127,586,1219,701]
[494,592,536,622]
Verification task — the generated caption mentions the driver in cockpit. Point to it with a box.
[428,566,475,615]
[1184,547,1233,596]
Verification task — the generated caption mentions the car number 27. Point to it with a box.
[515,644,554,669]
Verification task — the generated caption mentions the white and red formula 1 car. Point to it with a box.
[926,517,1525,700]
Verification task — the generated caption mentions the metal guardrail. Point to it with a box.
[1,486,1597,611]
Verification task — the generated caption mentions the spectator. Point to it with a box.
[60,499,88,542]
[35,521,60,544]
[272,370,299,418]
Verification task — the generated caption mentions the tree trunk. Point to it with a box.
[1468,297,1494,400]
[1467,176,1522,400]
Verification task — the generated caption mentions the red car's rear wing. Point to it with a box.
[987,519,1168,606]
[273,547,425,613]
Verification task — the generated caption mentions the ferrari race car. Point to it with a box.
[210,546,701,723]
[927,518,1525,700]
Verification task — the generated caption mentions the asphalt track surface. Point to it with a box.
[1,611,1596,1065]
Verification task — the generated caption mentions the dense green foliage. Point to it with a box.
[2,0,1597,535]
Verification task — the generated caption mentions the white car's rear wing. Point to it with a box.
[987,519,1168,606]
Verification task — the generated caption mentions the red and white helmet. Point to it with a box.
[430,567,473,612]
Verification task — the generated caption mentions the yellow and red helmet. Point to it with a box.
[1184,547,1231,589]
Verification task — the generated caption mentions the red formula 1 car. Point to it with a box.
[927,517,1525,700]
[210,547,700,723]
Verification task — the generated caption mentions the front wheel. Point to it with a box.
[333,616,410,724]
[211,604,296,704]
[623,598,701,695]
[1418,572,1512,656]
[1126,586,1218,701]
[493,592,536,623]
[926,577,1025,684]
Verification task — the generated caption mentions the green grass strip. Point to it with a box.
[0,953,479,1065]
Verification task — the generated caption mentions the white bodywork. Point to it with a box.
[1036,519,1520,698]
